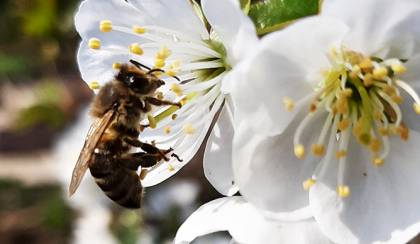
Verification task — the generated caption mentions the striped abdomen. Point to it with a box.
[89,153,142,208]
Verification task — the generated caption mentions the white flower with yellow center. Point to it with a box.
[230,0,420,243]
[75,0,257,191]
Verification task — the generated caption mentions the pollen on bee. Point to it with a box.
[413,103,420,115]
[303,178,316,190]
[163,126,171,134]
[88,38,101,50]
[112,62,121,69]
[129,43,143,55]
[372,157,384,167]
[311,144,325,156]
[336,185,350,198]
[132,25,146,34]
[139,169,148,180]
[294,144,305,159]
[373,67,388,80]
[88,81,100,90]
[155,91,164,100]
[147,115,157,129]
[282,97,295,111]
[99,20,112,32]
[170,83,183,97]
[183,124,195,135]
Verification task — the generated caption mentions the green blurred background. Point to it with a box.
[0,1,223,243]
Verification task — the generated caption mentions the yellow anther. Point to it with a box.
[336,98,349,114]
[339,89,353,98]
[391,63,406,74]
[129,43,143,55]
[170,83,183,96]
[336,185,350,198]
[384,85,396,95]
[99,20,112,32]
[351,65,361,76]
[378,127,389,136]
[337,119,350,131]
[391,95,403,104]
[372,157,384,166]
[369,139,381,153]
[163,126,171,134]
[311,144,325,156]
[154,58,165,68]
[167,164,175,172]
[363,74,374,87]
[147,115,157,129]
[132,25,146,34]
[88,81,100,90]
[139,169,148,180]
[88,38,101,49]
[303,178,316,191]
[171,114,178,120]
[282,97,295,112]
[166,69,177,77]
[374,110,382,121]
[180,97,188,106]
[359,58,373,70]
[335,150,347,159]
[397,125,409,141]
[413,103,420,115]
[183,124,195,135]
[112,62,121,69]
[156,46,171,60]
[373,67,388,80]
[309,103,317,113]
[294,144,305,159]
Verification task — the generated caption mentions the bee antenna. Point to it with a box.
[129,59,151,70]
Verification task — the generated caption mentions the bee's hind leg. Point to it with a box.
[119,152,164,170]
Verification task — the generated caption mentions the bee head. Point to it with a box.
[117,64,165,95]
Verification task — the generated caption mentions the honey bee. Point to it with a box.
[69,60,182,208]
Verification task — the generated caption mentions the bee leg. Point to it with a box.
[119,152,164,169]
[170,153,183,162]
[145,97,182,108]
[123,138,170,161]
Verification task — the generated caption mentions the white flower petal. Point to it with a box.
[204,99,238,196]
[175,197,332,244]
[229,16,348,136]
[323,0,420,56]
[128,0,208,39]
[310,131,420,244]
[233,109,328,218]
[201,0,257,63]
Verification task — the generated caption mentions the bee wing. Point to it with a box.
[69,109,116,196]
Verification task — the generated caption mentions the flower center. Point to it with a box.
[288,47,420,197]
[88,20,229,172]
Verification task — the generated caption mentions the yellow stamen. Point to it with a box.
[335,150,347,159]
[129,43,143,55]
[154,58,165,68]
[363,74,374,87]
[132,25,145,34]
[167,164,175,171]
[171,114,178,120]
[350,65,361,78]
[147,115,157,129]
[311,144,325,156]
[309,103,317,113]
[166,69,177,77]
[339,89,353,98]
[397,125,409,141]
[88,81,100,90]
[378,127,389,136]
[384,85,396,95]
[369,139,381,153]
[373,67,388,80]
[372,157,384,166]
[99,20,112,32]
[163,126,171,134]
[303,178,316,190]
[337,119,350,131]
[413,103,420,115]
[336,185,350,198]
[391,95,403,104]
[391,63,406,74]
[282,97,295,111]
[359,58,373,71]
[88,38,101,50]
[294,144,305,159]
[374,110,382,121]
[156,46,171,60]
[183,124,195,134]
[112,62,121,69]
[170,83,183,96]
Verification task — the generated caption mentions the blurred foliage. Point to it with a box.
[112,210,143,244]
[13,81,67,130]
[248,0,320,35]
